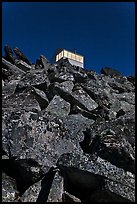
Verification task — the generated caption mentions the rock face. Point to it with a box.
[2,45,135,202]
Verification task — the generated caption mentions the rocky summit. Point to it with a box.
[2,46,135,202]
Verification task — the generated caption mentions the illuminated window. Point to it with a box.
[60,51,63,59]
[67,52,71,59]
[64,50,68,58]
[58,53,61,60]
[76,55,80,62]
[56,54,59,62]
[79,56,83,63]
[71,53,75,60]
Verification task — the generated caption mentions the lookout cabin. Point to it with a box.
[53,48,84,68]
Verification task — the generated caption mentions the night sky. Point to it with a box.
[2,2,135,76]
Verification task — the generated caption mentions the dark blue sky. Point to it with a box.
[2,2,135,76]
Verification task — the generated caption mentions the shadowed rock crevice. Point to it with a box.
[36,167,57,202]
[79,128,135,174]
[56,165,132,202]
[80,130,102,155]
[56,165,106,201]
[85,189,132,202]
[2,158,45,196]
[62,191,81,202]
[31,86,49,110]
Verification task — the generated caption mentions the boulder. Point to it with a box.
[2,172,20,202]
[13,47,32,65]
[14,59,31,72]
[2,58,25,76]
[4,44,16,64]
[46,95,71,117]
[101,67,122,77]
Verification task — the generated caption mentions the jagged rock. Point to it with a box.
[127,75,135,86]
[47,171,64,202]
[2,172,20,202]
[21,180,41,202]
[57,153,135,202]
[35,54,49,70]
[108,79,134,93]
[2,58,26,77]
[14,59,31,72]
[46,95,70,117]
[52,84,98,113]
[54,81,74,93]
[69,105,101,120]
[2,158,45,196]
[36,167,57,202]
[2,110,77,172]
[49,72,75,83]
[112,92,135,105]
[21,166,63,202]
[62,191,81,202]
[2,79,5,86]
[101,67,122,77]
[61,114,94,146]
[4,45,16,64]
[2,80,20,96]
[80,118,135,174]
[120,101,135,112]
[13,47,32,65]
[2,90,41,113]
[2,67,12,82]
[72,86,98,111]
[31,86,49,110]
[108,81,126,93]
[73,72,88,83]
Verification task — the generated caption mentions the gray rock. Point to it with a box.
[35,54,50,70]
[49,72,75,83]
[113,92,135,105]
[57,153,135,202]
[62,191,81,202]
[61,114,94,145]
[21,180,41,202]
[2,80,5,86]
[2,80,20,96]
[2,158,45,196]
[2,58,26,75]
[31,86,49,110]
[55,81,74,93]
[2,91,41,113]
[14,60,31,72]
[4,44,16,64]
[101,67,122,77]
[72,87,98,111]
[2,172,20,202]
[82,118,135,174]
[40,54,49,67]
[46,95,71,117]
[2,110,76,171]
[74,72,88,83]
[13,47,32,65]
[47,171,64,202]
[53,84,98,113]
